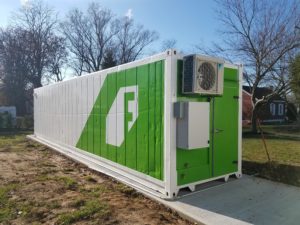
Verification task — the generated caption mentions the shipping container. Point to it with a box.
[29,50,242,199]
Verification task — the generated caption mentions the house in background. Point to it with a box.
[242,86,286,125]
[0,81,33,116]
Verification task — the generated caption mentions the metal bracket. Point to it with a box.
[174,102,185,119]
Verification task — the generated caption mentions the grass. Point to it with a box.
[56,200,110,225]
[243,135,300,187]
[113,183,139,197]
[56,176,78,190]
[0,184,19,222]
[261,124,300,135]
[243,123,300,137]
[0,132,189,225]
[36,175,78,190]
[243,137,300,166]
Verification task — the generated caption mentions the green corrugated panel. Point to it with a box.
[116,70,126,165]
[107,73,117,162]
[148,63,156,177]
[87,79,94,154]
[125,68,137,169]
[177,148,209,170]
[176,60,239,185]
[137,64,149,173]
[100,75,108,159]
[76,60,165,181]
[213,68,239,176]
[93,112,100,155]
[81,78,88,151]
[160,62,165,180]
[177,166,211,186]
[155,61,163,180]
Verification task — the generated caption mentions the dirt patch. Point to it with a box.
[0,134,193,225]
[243,160,300,187]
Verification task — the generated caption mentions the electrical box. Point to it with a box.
[175,102,210,150]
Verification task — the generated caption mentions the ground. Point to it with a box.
[1,124,299,224]
[243,138,300,166]
[242,123,300,187]
[0,133,192,225]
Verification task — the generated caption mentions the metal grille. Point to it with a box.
[183,55,194,93]
[197,62,216,91]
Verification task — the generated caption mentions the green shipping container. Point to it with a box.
[31,50,242,199]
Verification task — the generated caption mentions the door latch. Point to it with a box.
[214,128,224,133]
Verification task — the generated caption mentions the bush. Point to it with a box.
[0,112,13,129]
[16,115,33,130]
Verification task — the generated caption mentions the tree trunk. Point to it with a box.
[251,108,258,133]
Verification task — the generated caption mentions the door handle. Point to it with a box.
[215,128,224,133]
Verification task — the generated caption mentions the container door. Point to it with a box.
[212,69,239,177]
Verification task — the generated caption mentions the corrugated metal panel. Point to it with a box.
[34,60,165,181]
[76,60,165,180]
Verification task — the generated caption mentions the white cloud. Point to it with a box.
[125,8,133,19]
[20,0,29,6]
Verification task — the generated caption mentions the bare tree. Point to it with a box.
[116,18,159,64]
[46,36,68,82]
[198,0,300,132]
[161,39,177,51]
[12,0,66,88]
[102,48,117,69]
[0,0,66,115]
[61,2,118,75]
[0,28,30,115]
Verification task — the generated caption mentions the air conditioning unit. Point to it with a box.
[182,55,225,95]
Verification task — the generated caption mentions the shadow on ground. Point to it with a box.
[243,160,300,187]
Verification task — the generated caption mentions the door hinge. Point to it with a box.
[232,160,238,164]
[233,96,239,99]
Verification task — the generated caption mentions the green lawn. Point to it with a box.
[243,123,300,137]
[243,138,300,166]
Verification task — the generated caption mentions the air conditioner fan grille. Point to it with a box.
[198,62,216,90]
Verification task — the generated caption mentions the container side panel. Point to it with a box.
[155,61,163,180]
[116,70,126,165]
[160,61,165,181]
[176,60,212,185]
[148,63,156,178]
[75,60,165,180]
[107,73,118,162]
[124,68,137,170]
[93,75,101,156]
[176,60,239,185]
[213,68,239,176]
[136,64,149,174]
[100,75,108,159]
[87,76,94,153]
[81,78,88,150]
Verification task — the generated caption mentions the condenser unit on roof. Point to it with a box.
[182,54,225,95]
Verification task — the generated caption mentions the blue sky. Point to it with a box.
[0,0,221,53]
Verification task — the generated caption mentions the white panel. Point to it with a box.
[188,102,210,149]
[176,102,210,150]
[66,81,70,145]
[87,75,94,115]
[69,73,108,146]
[34,51,169,148]
[106,86,138,147]
[59,83,64,143]
[79,77,86,145]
